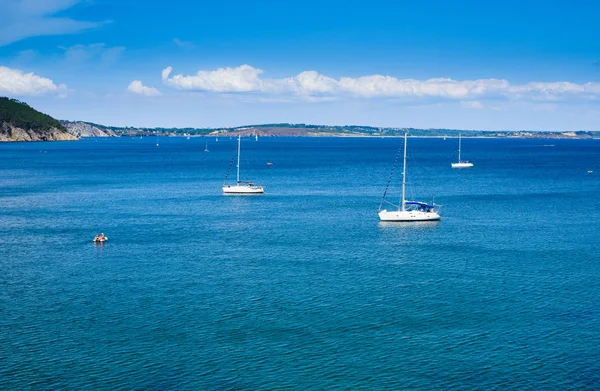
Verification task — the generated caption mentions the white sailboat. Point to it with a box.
[204,141,209,152]
[222,135,264,194]
[378,133,441,222]
[451,133,473,168]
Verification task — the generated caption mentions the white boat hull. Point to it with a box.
[378,209,440,222]
[451,162,474,168]
[222,185,264,194]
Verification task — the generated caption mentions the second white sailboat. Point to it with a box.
[451,133,474,168]
[222,135,264,194]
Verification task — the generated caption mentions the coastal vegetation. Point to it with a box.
[0,97,75,142]
[0,97,67,132]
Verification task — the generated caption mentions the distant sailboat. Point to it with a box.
[451,134,473,168]
[204,141,209,152]
[378,133,441,222]
[255,133,258,141]
[222,136,264,194]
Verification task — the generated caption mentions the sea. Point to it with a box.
[1,136,599,390]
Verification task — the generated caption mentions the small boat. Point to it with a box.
[451,133,473,168]
[266,162,273,166]
[204,141,209,152]
[93,233,108,243]
[222,136,264,194]
[378,133,441,222]
[588,170,593,174]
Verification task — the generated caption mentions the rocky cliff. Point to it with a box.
[0,97,77,142]
[61,121,117,138]
[0,123,77,141]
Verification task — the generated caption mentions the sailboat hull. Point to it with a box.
[222,185,264,194]
[451,162,474,168]
[378,209,440,222]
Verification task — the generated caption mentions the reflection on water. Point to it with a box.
[378,221,441,229]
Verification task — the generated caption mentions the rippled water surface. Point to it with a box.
[1,137,599,390]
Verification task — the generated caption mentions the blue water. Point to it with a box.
[1,137,599,390]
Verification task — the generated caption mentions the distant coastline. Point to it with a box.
[59,121,600,140]
[1,97,598,142]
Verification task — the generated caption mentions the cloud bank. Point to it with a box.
[162,65,263,93]
[127,80,161,97]
[0,66,66,95]
[161,65,600,103]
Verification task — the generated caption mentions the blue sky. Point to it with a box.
[1,0,599,130]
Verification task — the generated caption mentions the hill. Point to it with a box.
[0,97,76,142]
[2,98,597,140]
[71,121,599,139]
[60,121,117,138]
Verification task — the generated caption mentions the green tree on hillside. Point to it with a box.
[0,97,67,131]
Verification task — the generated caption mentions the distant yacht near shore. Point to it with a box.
[451,134,473,168]
[222,136,264,194]
[378,133,441,222]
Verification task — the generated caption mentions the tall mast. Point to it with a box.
[458,133,461,162]
[236,135,241,183]
[401,132,407,211]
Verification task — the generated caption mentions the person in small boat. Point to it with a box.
[94,234,99,241]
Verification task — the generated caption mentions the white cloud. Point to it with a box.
[0,0,103,46]
[282,71,339,95]
[127,80,161,97]
[162,65,264,92]
[162,66,173,80]
[0,65,66,95]
[161,65,600,103]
